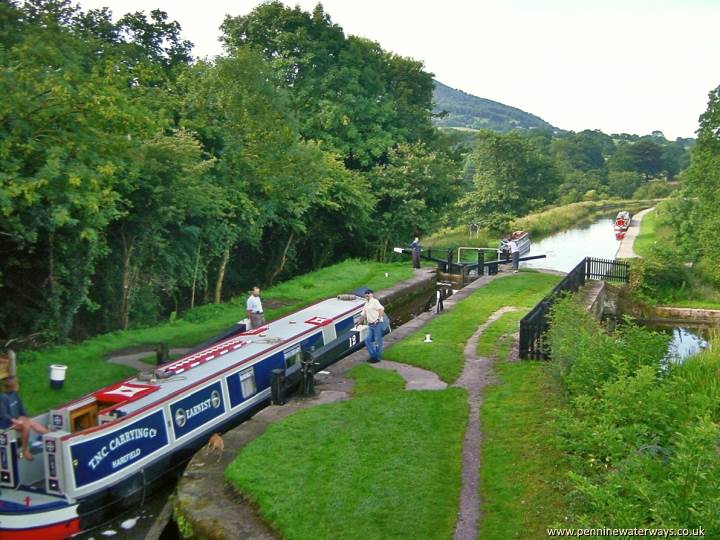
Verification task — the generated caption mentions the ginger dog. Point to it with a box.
[205,433,224,462]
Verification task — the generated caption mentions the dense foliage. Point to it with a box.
[454,128,688,229]
[0,0,460,344]
[629,79,720,306]
[548,298,720,534]
[670,83,720,284]
[0,0,693,347]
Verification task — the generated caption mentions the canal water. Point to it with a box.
[645,324,712,364]
[667,326,711,361]
[522,217,620,273]
[76,482,178,539]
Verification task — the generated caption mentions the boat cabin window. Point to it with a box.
[239,368,256,398]
[285,349,300,370]
[283,344,304,374]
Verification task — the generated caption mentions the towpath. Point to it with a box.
[173,268,513,539]
[616,207,654,259]
[107,348,190,373]
[452,306,520,540]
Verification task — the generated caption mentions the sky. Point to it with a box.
[77,0,720,139]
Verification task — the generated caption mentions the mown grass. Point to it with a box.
[632,208,657,257]
[479,361,568,539]
[18,260,414,414]
[473,310,569,539]
[226,365,468,540]
[224,268,563,539]
[476,309,527,359]
[383,272,560,383]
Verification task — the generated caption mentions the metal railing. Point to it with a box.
[519,257,629,360]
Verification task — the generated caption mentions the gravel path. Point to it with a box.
[452,306,520,540]
[368,359,447,390]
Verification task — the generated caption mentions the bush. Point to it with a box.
[629,244,688,301]
[632,181,678,200]
[548,297,720,534]
[547,298,667,398]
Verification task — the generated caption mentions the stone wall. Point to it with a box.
[578,281,720,325]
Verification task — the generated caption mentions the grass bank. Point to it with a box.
[633,208,657,257]
[18,260,414,413]
[226,366,468,540]
[383,271,560,383]
[476,311,569,539]
[225,270,561,539]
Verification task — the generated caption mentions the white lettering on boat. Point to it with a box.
[185,398,212,420]
[111,448,141,469]
[87,427,158,470]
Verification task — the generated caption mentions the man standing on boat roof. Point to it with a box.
[246,286,265,329]
[359,289,384,364]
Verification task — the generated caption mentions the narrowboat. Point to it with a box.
[499,231,531,258]
[0,293,377,539]
[614,211,631,240]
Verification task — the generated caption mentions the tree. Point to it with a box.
[458,131,561,230]
[677,84,720,282]
[607,171,642,199]
[551,132,606,172]
[0,0,167,340]
[366,143,461,259]
[108,130,217,329]
[661,142,689,180]
[221,1,435,169]
[608,140,664,179]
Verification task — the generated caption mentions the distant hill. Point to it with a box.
[433,81,557,133]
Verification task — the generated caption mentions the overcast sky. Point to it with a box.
[77,0,720,139]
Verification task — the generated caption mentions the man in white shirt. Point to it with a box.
[246,286,265,329]
[509,238,520,273]
[359,289,385,363]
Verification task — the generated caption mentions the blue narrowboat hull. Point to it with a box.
[0,295,375,539]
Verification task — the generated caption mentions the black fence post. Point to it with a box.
[477,250,485,276]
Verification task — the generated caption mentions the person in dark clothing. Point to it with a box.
[410,237,421,269]
[0,377,48,460]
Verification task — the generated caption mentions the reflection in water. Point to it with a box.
[667,327,710,363]
[523,218,620,273]
[76,483,177,540]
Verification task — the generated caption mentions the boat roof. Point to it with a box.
[60,295,364,430]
